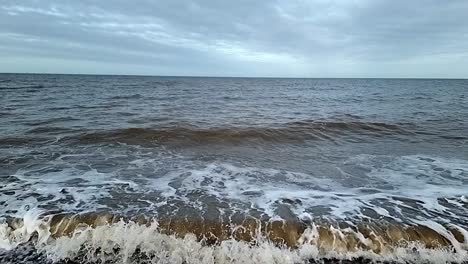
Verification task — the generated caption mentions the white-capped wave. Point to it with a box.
[1,216,467,264]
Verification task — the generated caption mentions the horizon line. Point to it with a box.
[1,72,467,80]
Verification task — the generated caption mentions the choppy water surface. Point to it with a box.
[0,74,467,263]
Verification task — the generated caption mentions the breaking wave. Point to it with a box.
[1,211,467,264]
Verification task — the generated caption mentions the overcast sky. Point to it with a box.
[1,0,468,78]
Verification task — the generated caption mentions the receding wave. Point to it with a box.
[59,120,411,146]
[1,211,467,263]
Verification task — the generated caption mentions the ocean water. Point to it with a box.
[0,73,467,263]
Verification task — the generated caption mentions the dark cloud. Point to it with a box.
[1,0,467,77]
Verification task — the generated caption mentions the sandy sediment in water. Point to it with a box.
[6,211,466,253]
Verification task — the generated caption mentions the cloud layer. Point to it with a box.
[1,0,468,77]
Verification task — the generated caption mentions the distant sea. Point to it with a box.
[1,73,467,263]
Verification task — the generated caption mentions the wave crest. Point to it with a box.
[1,211,467,263]
[59,120,411,146]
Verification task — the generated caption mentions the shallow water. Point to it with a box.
[0,74,467,263]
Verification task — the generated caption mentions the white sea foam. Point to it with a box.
[0,209,44,250]
[147,155,468,222]
[1,217,467,264]
[0,167,115,217]
[1,154,467,225]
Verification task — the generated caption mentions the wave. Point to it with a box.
[0,112,13,117]
[25,117,80,127]
[59,120,412,146]
[25,126,78,135]
[1,211,467,263]
[109,94,143,100]
[0,136,52,146]
[0,84,44,90]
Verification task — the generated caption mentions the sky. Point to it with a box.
[1,0,468,78]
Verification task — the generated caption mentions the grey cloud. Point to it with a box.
[0,0,467,77]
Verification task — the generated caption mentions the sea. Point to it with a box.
[0,73,467,263]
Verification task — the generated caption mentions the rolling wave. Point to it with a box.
[1,211,467,263]
[57,120,412,146]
